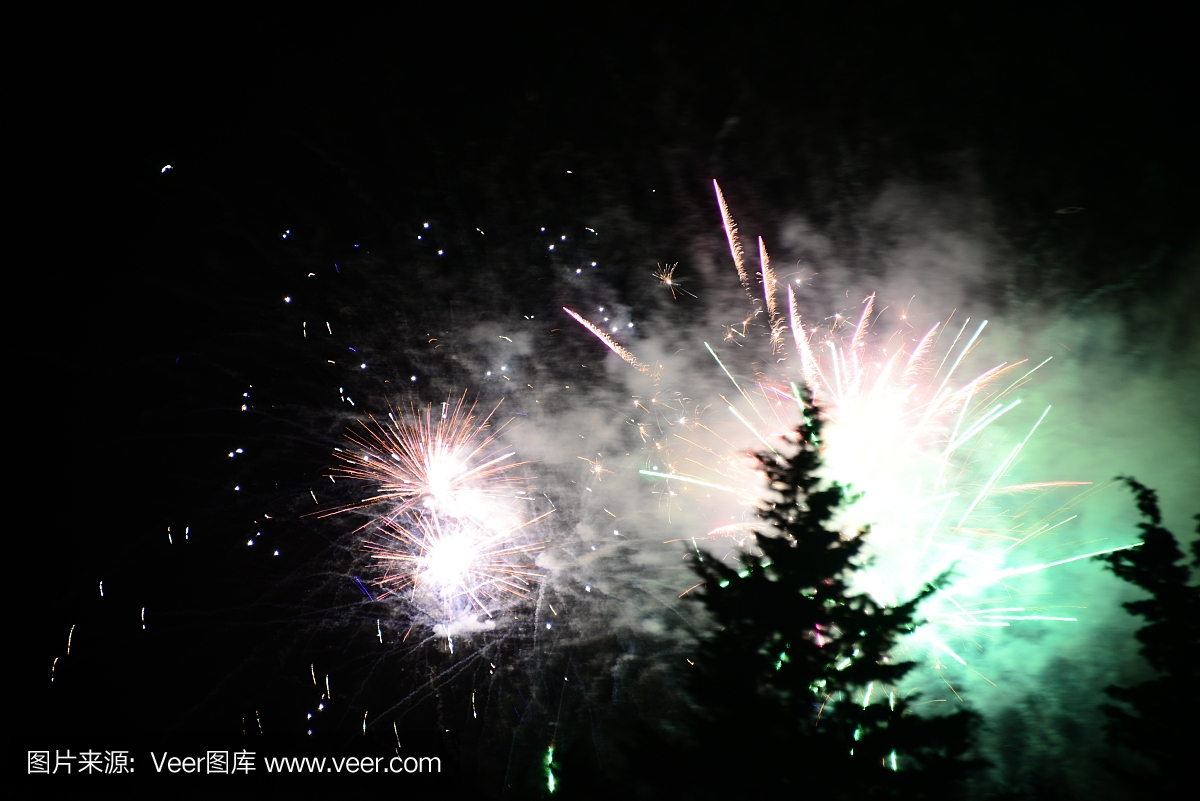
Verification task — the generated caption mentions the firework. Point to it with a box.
[325,393,526,525]
[758,237,785,353]
[620,183,1143,681]
[366,509,549,617]
[562,306,649,372]
[713,179,755,305]
[652,263,697,300]
[325,393,548,624]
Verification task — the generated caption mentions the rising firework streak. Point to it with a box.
[562,307,649,372]
[575,181,1142,687]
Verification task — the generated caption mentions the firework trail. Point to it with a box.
[611,181,1143,682]
[787,284,824,391]
[758,237,785,353]
[562,306,649,372]
[713,179,757,307]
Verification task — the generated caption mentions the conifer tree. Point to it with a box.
[1095,477,1199,793]
[684,395,980,799]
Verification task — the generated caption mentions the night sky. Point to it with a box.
[26,10,1197,798]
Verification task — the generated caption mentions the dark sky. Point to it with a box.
[25,9,1197,798]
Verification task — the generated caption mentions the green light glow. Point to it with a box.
[638,469,736,494]
[995,542,1144,579]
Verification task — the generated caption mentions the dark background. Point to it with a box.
[24,8,1196,797]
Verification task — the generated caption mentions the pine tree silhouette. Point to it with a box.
[1095,477,1199,793]
[684,394,981,799]
[549,395,983,800]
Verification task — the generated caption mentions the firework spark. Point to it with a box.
[713,179,756,306]
[609,182,1142,685]
[324,393,526,526]
[562,306,649,372]
[758,237,785,352]
[652,263,697,300]
[367,509,549,616]
[325,393,549,623]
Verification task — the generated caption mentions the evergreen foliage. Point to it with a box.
[682,395,982,799]
[550,395,984,799]
[1095,477,1200,793]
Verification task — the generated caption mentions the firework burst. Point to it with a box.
[652,263,697,300]
[324,393,549,625]
[577,182,1143,685]
[325,393,527,525]
[366,509,549,617]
